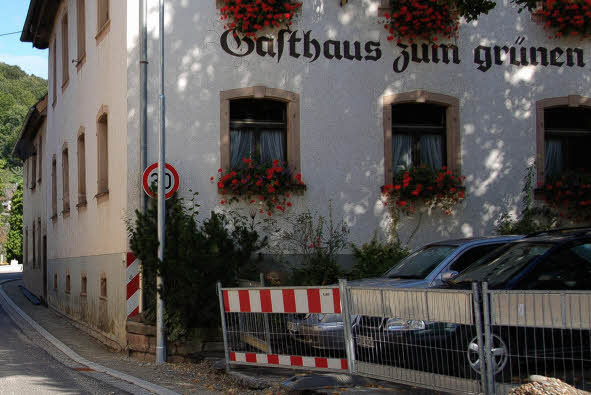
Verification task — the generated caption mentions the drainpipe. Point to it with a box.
[138,0,148,313]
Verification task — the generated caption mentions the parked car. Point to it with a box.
[287,235,521,351]
[354,228,591,381]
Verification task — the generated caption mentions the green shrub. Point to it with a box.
[127,193,267,341]
[349,234,410,280]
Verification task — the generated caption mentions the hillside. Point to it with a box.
[0,62,47,256]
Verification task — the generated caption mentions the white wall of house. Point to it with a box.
[127,0,591,251]
[43,0,129,346]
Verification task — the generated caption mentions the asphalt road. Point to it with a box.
[0,272,136,394]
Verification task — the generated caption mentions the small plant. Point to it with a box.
[349,233,410,280]
[219,0,302,38]
[496,165,561,235]
[213,158,305,215]
[383,166,466,215]
[513,0,591,38]
[273,202,350,286]
[381,0,496,43]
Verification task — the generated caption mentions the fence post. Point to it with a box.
[217,281,231,372]
[472,282,488,394]
[260,273,273,354]
[482,282,495,395]
[339,279,356,374]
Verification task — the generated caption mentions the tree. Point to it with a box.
[6,182,23,263]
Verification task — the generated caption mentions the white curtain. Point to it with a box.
[545,139,563,178]
[260,130,285,164]
[393,134,413,172]
[420,134,443,169]
[230,129,254,168]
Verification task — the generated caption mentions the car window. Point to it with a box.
[517,243,591,290]
[384,245,457,280]
[454,243,552,288]
[449,244,505,273]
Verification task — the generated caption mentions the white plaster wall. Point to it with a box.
[43,0,129,344]
[128,0,591,250]
[22,121,47,298]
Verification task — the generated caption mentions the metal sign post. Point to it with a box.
[156,0,167,364]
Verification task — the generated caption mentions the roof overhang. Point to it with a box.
[20,0,62,50]
[13,95,48,160]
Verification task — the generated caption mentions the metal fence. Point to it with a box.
[218,281,591,394]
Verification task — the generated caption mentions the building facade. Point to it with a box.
[18,0,591,346]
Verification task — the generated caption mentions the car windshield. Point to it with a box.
[384,245,457,279]
[453,242,553,288]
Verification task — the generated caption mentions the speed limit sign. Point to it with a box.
[142,163,180,200]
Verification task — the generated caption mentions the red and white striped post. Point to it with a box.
[126,252,140,318]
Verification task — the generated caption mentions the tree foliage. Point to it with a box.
[5,181,23,263]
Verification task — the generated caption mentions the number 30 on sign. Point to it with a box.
[142,163,180,200]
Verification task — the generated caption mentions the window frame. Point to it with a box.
[220,86,301,174]
[383,90,460,185]
[77,127,87,207]
[51,155,58,221]
[62,143,70,215]
[76,0,86,70]
[96,0,110,44]
[61,12,69,90]
[536,95,591,185]
[96,106,109,198]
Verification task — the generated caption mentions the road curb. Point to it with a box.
[0,280,178,395]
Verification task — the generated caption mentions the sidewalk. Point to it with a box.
[1,279,285,394]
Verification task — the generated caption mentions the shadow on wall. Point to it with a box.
[126,0,588,249]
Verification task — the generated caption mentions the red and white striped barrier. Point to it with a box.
[230,352,348,371]
[126,252,140,318]
[222,288,341,314]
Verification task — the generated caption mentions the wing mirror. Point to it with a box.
[441,271,459,282]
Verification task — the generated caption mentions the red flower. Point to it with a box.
[210,176,214,181]
[221,200,226,205]
[217,182,225,189]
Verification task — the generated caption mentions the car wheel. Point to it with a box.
[466,333,509,377]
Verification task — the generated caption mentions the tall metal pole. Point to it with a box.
[138,0,148,315]
[156,0,167,364]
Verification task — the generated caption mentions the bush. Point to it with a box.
[127,193,267,341]
[5,181,22,263]
[349,234,410,280]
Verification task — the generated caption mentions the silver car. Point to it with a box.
[287,235,522,350]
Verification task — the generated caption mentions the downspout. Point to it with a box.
[138,0,148,313]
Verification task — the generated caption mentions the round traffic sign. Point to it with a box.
[142,163,180,200]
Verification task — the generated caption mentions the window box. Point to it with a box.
[535,171,591,221]
[214,159,305,214]
[219,0,302,37]
[382,166,466,215]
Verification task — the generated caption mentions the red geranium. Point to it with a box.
[219,0,302,38]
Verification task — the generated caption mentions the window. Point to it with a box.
[97,0,109,32]
[37,218,41,269]
[81,273,87,296]
[77,130,86,205]
[54,273,58,290]
[76,0,86,65]
[52,40,57,105]
[24,227,28,266]
[51,156,57,219]
[229,99,287,168]
[517,243,591,290]
[61,13,69,88]
[32,221,36,268]
[38,135,42,183]
[62,146,70,213]
[220,86,301,173]
[31,154,37,189]
[536,95,591,184]
[97,107,109,196]
[383,91,460,184]
[100,273,107,299]
[450,244,505,273]
[65,270,71,294]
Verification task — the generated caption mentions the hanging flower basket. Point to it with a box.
[513,0,591,38]
[212,158,306,215]
[219,0,302,38]
[382,166,466,215]
[538,171,591,220]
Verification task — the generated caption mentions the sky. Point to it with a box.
[0,0,48,79]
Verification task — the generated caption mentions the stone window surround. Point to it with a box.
[96,0,110,45]
[96,105,109,199]
[77,127,87,208]
[65,268,71,294]
[62,142,70,216]
[76,0,86,71]
[220,86,301,175]
[61,12,70,92]
[100,272,108,300]
[536,95,591,186]
[382,90,461,185]
[51,155,58,222]
[80,272,88,296]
